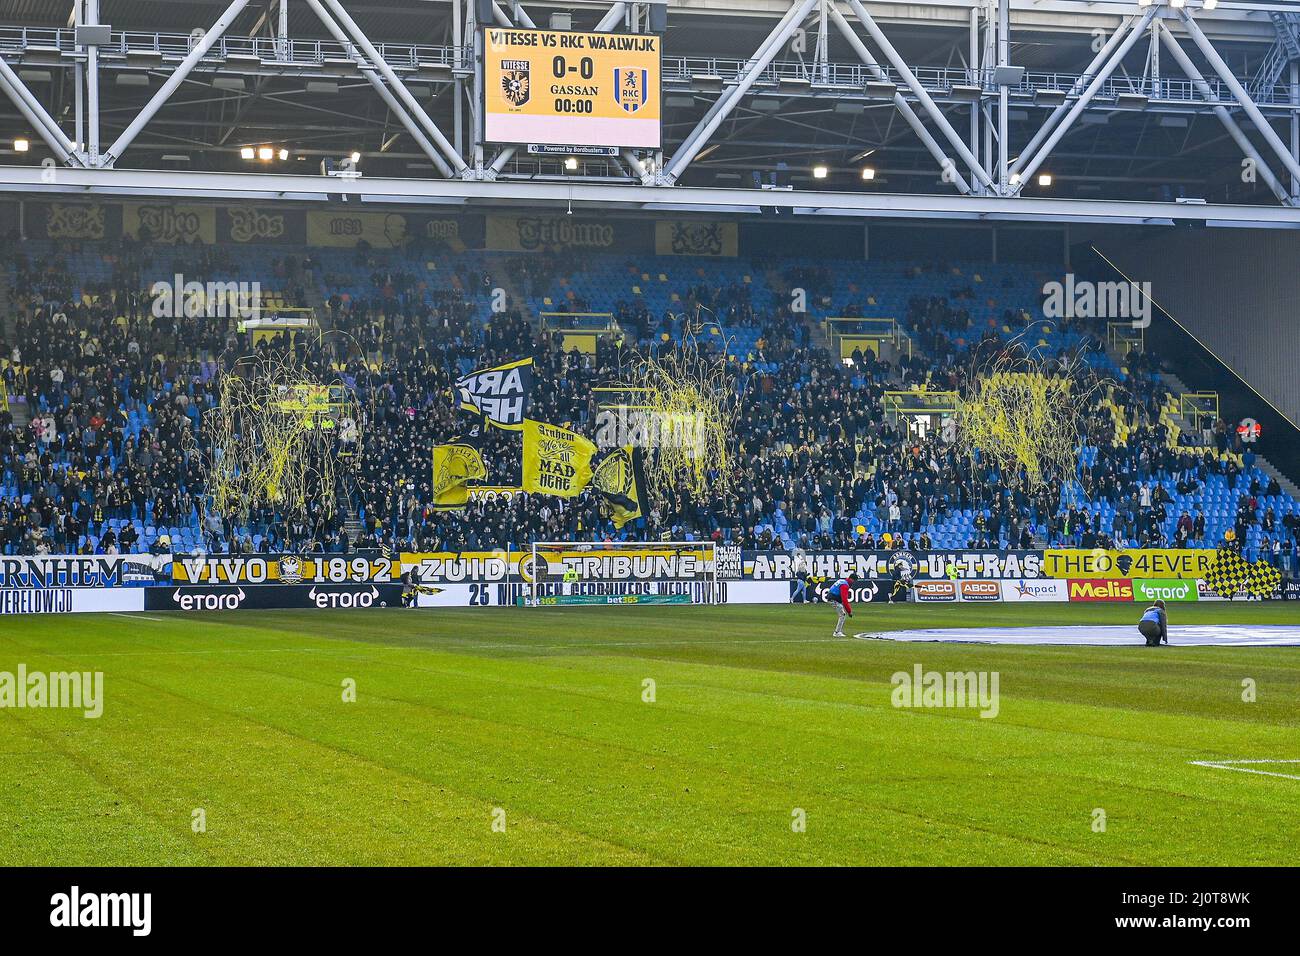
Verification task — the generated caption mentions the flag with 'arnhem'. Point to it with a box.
[455,357,533,430]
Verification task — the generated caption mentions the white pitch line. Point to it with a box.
[1189,759,1300,781]
[454,636,845,650]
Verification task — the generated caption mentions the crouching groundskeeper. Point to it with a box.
[1138,598,1168,646]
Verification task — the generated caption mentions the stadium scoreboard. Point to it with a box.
[484,28,661,149]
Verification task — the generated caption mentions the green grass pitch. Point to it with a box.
[1,602,1298,866]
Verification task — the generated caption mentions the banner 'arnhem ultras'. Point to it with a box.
[746,550,1045,581]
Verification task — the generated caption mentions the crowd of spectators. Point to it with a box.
[0,233,1295,576]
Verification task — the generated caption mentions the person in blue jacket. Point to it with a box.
[1138,599,1168,646]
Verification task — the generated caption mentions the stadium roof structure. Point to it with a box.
[3,0,1300,225]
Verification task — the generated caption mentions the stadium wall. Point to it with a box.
[4,199,1066,265]
[1093,229,1300,427]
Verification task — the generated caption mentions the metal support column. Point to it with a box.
[73,0,83,155]
[981,0,993,182]
[1292,62,1299,200]
[996,0,1008,192]
[471,0,484,168]
[815,0,829,85]
[968,5,981,190]
[85,0,100,164]
[1149,13,1160,99]
[454,0,464,157]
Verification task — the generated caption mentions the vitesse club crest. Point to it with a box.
[613,68,648,113]
[501,60,530,108]
[278,555,304,584]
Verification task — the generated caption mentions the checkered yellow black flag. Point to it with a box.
[1203,547,1282,599]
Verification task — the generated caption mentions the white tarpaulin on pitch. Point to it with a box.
[856,625,1300,647]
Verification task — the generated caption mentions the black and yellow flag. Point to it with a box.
[1203,546,1282,599]
[591,445,648,529]
[432,435,487,511]
[455,357,533,430]
[521,420,596,497]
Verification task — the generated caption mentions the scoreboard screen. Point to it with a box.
[484,28,661,149]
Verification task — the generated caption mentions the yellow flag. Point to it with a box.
[521,420,596,497]
[591,445,647,529]
[432,440,487,511]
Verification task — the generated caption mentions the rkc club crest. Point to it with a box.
[614,68,648,113]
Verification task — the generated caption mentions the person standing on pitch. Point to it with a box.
[791,550,812,604]
[829,573,858,637]
[1138,599,1168,646]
